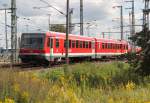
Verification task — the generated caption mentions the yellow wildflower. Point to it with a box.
[13,83,20,93]
[108,97,114,103]
[4,98,15,103]
[125,81,135,91]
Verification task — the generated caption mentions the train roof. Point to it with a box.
[46,31,128,44]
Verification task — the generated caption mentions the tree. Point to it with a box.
[50,24,66,33]
[130,27,150,76]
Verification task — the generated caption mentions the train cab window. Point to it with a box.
[80,41,83,48]
[76,40,79,48]
[72,40,75,48]
[47,38,53,48]
[56,39,59,48]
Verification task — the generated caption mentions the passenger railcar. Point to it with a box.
[19,31,130,64]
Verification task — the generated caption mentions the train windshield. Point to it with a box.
[21,33,45,49]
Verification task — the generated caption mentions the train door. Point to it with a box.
[49,38,54,61]
[91,40,96,59]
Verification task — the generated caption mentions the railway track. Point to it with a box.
[0,59,127,72]
[0,62,65,72]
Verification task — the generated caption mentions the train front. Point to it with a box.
[19,33,47,64]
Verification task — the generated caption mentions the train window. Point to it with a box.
[115,44,117,49]
[102,43,105,49]
[72,40,75,48]
[126,45,128,50]
[118,44,120,49]
[98,43,100,49]
[69,40,71,48]
[64,40,71,48]
[47,38,53,48]
[56,39,59,48]
[85,42,89,48]
[108,43,111,49]
[83,41,85,48]
[104,43,107,49]
[47,38,50,47]
[80,41,83,48]
[116,44,118,49]
[76,40,79,48]
[114,44,117,49]
[111,44,113,49]
[107,43,109,49]
[89,42,91,48]
[48,38,53,48]
[112,44,115,49]
[120,44,122,49]
[64,40,66,48]
[110,43,112,49]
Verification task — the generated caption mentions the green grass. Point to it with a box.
[0,61,150,103]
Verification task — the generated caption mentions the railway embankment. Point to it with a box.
[0,61,150,103]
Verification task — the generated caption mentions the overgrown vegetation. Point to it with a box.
[0,62,150,103]
[130,27,150,76]
[50,24,66,33]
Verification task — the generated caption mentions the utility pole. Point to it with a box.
[129,12,132,37]
[120,6,123,40]
[125,0,135,36]
[113,6,124,40]
[11,0,17,65]
[102,32,105,38]
[66,0,69,65]
[4,8,8,52]
[48,14,51,31]
[80,0,83,36]
[69,8,73,34]
[0,4,10,52]
[143,0,149,30]
[132,0,135,36]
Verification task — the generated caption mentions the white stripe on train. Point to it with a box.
[20,52,127,57]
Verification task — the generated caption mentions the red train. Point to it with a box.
[19,31,130,65]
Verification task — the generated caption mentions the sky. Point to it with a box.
[0,0,144,48]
